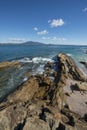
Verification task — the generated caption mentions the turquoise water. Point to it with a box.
[0,45,87,62]
[0,44,87,100]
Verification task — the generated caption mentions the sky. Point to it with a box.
[0,0,87,45]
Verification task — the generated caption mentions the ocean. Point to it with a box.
[0,44,87,100]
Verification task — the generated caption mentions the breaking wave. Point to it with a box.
[18,56,54,64]
[67,53,72,56]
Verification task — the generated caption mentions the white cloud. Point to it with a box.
[34,27,38,31]
[8,38,29,43]
[48,18,64,28]
[82,7,87,12]
[37,30,49,35]
[42,36,66,41]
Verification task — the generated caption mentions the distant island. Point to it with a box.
[0,41,86,46]
[0,41,46,46]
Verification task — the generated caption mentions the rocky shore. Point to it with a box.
[0,53,87,130]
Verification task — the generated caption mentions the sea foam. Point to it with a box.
[18,57,54,64]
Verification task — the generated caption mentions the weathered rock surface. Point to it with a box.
[0,61,20,68]
[58,53,87,81]
[58,54,87,117]
[0,53,87,130]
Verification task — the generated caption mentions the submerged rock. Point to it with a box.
[0,53,87,130]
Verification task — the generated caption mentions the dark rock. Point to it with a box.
[80,61,87,68]
[44,62,52,69]
[84,114,87,122]
[56,122,65,130]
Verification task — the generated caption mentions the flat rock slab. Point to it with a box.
[64,79,87,117]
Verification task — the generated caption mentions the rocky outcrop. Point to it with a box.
[0,53,87,130]
[58,53,87,81]
[56,54,87,117]
[0,61,20,68]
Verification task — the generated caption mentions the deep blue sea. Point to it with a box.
[0,44,87,100]
[0,45,87,63]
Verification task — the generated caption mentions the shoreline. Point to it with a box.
[0,53,87,130]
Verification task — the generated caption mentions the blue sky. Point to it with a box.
[0,0,87,45]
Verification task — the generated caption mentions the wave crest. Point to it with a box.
[18,57,53,64]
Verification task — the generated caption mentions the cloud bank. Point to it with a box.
[8,38,29,43]
[42,36,66,41]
